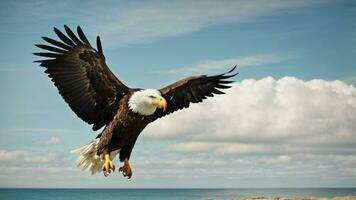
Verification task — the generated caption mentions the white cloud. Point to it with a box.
[163,142,214,154]
[257,155,292,165]
[163,142,276,155]
[163,54,294,75]
[144,77,356,157]
[37,136,63,145]
[5,0,322,47]
[193,55,293,69]
[0,150,26,161]
[0,149,56,164]
[96,0,320,47]
[2,128,71,133]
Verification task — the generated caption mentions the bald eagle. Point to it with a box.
[34,25,237,178]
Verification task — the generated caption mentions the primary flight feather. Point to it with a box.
[34,25,238,178]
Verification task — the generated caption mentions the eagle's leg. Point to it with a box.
[102,153,115,177]
[119,158,132,179]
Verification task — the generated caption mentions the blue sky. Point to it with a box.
[0,0,355,188]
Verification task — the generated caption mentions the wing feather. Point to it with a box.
[152,66,237,120]
[35,44,67,54]
[96,36,104,57]
[54,27,75,47]
[41,36,72,50]
[77,26,92,46]
[34,25,130,130]
[64,25,82,45]
[33,52,61,58]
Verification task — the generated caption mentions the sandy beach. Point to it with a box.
[243,196,356,200]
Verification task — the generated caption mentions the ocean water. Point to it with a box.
[0,188,355,200]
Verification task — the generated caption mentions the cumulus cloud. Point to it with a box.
[36,136,63,145]
[0,149,56,164]
[137,78,356,185]
[163,142,276,156]
[144,77,356,157]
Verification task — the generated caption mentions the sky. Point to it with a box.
[0,0,355,188]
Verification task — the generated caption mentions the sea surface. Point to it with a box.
[0,188,355,200]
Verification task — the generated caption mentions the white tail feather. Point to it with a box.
[71,139,120,175]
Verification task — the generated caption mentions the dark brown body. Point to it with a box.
[96,90,154,162]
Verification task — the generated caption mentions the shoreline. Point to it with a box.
[244,196,356,200]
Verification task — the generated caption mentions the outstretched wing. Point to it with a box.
[34,25,130,131]
[152,66,238,121]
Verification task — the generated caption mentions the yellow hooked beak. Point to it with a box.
[152,97,167,111]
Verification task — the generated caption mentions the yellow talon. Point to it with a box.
[102,154,115,176]
[119,158,133,179]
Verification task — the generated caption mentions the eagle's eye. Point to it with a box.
[148,95,156,98]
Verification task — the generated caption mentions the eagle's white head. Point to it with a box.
[128,89,167,116]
